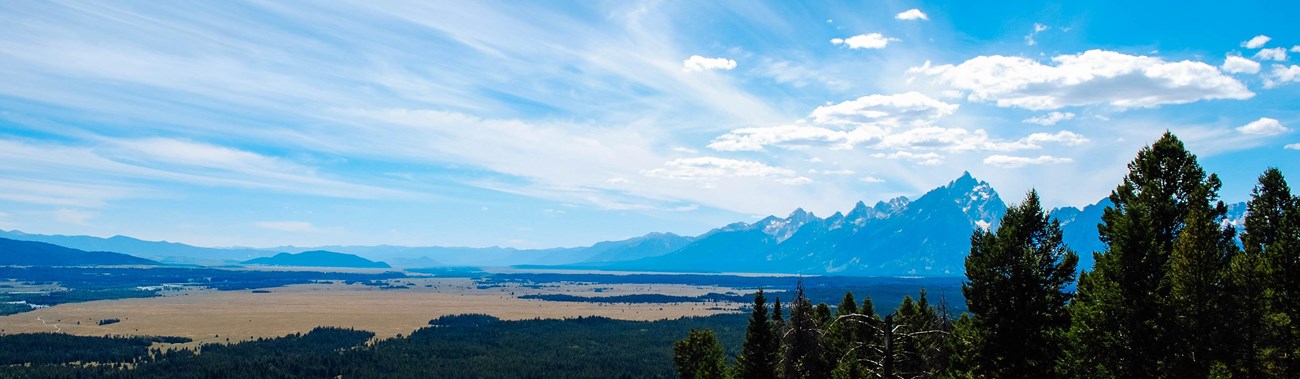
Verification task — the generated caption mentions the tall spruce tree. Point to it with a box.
[675,329,728,379]
[963,190,1078,378]
[1166,180,1237,377]
[824,292,860,376]
[739,289,779,379]
[780,281,826,379]
[1064,132,1225,378]
[1243,168,1300,375]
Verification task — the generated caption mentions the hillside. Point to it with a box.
[0,238,158,266]
[242,251,391,269]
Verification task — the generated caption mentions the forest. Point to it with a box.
[676,132,1300,378]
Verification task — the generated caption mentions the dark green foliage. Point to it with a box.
[1237,168,1300,377]
[0,302,32,316]
[815,303,833,327]
[2,315,748,378]
[0,333,189,366]
[781,281,827,379]
[738,289,779,379]
[676,329,728,379]
[962,190,1078,378]
[98,318,121,326]
[1166,181,1238,377]
[1065,132,1226,378]
[888,291,950,377]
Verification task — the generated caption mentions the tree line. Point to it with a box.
[676,132,1300,379]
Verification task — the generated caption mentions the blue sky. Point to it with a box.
[1,0,1298,248]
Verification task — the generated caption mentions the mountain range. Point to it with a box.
[0,237,158,266]
[242,250,391,269]
[0,172,1248,276]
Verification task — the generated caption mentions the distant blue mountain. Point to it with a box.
[1,173,1249,276]
[0,230,266,265]
[604,172,1006,276]
[0,237,158,266]
[242,250,390,268]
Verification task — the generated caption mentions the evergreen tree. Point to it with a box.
[739,289,779,379]
[815,303,833,328]
[1064,132,1225,378]
[1166,181,1237,377]
[1242,167,1300,376]
[963,190,1078,378]
[780,281,826,379]
[823,292,860,376]
[675,329,728,379]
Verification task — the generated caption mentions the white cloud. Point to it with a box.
[820,169,856,175]
[909,50,1254,110]
[642,157,810,185]
[254,221,322,233]
[53,208,98,225]
[757,60,851,90]
[1293,46,1300,53]
[983,155,1072,168]
[1236,117,1289,136]
[682,55,737,72]
[709,92,1088,154]
[871,151,943,166]
[831,33,897,49]
[810,92,959,126]
[860,176,886,183]
[1025,23,1050,46]
[1243,35,1272,49]
[1265,64,1300,88]
[1254,47,1288,62]
[1286,143,1300,150]
[1024,130,1090,146]
[708,123,864,151]
[895,9,928,20]
[1023,111,1076,125]
[1222,56,1261,74]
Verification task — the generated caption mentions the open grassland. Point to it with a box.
[0,278,744,348]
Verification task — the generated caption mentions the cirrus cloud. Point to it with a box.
[983,155,1073,168]
[908,50,1253,110]
[642,157,811,185]
[1023,111,1076,126]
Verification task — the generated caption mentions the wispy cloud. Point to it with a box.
[831,33,897,49]
[983,155,1072,168]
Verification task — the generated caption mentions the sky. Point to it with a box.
[1,0,1298,249]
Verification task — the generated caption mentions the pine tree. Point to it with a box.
[675,329,728,379]
[780,281,826,379]
[1242,167,1300,376]
[1166,180,1237,377]
[963,190,1078,378]
[1064,131,1225,378]
[823,292,860,376]
[739,289,779,379]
